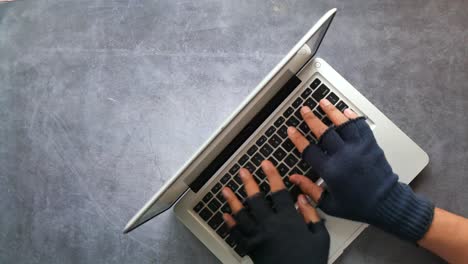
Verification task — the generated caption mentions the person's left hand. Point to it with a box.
[222,160,330,264]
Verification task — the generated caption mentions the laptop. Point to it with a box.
[123,9,429,263]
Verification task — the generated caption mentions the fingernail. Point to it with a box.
[239,168,248,178]
[222,188,230,198]
[321,99,331,106]
[287,126,297,134]
[222,213,229,220]
[344,108,352,115]
[301,106,312,113]
[299,195,308,205]
[289,175,298,183]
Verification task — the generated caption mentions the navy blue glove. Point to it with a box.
[230,191,330,264]
[301,116,434,242]
[222,164,330,264]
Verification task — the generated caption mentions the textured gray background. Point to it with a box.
[1,0,467,263]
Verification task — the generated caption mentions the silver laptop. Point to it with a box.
[124,9,429,263]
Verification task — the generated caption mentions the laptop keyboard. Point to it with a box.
[192,77,349,257]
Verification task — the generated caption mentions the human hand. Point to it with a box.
[222,161,330,264]
[287,99,434,242]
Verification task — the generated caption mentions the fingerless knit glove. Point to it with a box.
[230,190,330,264]
[302,117,434,242]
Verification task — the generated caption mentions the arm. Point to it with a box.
[418,208,468,263]
[285,98,468,261]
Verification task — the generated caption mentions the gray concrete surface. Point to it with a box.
[1,0,467,263]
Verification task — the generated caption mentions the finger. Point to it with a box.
[343,108,358,119]
[289,174,323,203]
[239,168,260,197]
[222,187,243,214]
[297,194,321,223]
[301,106,329,138]
[318,128,345,155]
[223,213,236,228]
[261,160,285,192]
[319,99,348,126]
[287,126,310,153]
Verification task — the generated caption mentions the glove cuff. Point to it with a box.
[374,182,434,242]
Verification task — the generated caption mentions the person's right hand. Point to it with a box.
[286,98,434,243]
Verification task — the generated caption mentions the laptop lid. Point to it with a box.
[124,8,337,233]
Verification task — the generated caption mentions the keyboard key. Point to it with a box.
[312,84,330,102]
[234,175,242,185]
[260,144,273,157]
[286,116,300,126]
[255,168,266,179]
[306,133,317,143]
[252,152,264,166]
[282,139,294,152]
[274,116,285,127]
[290,168,302,179]
[298,159,310,172]
[316,105,326,116]
[211,183,222,194]
[278,125,288,138]
[268,134,282,148]
[310,78,321,90]
[229,164,240,175]
[313,110,322,118]
[235,192,243,201]
[193,201,204,213]
[226,235,236,247]
[277,163,289,175]
[265,126,276,137]
[304,98,317,109]
[285,154,298,168]
[221,203,231,214]
[322,117,332,126]
[283,177,293,188]
[217,192,225,202]
[208,212,224,230]
[244,162,256,173]
[238,188,247,199]
[217,223,229,239]
[336,101,348,111]
[294,108,302,119]
[301,88,312,99]
[227,180,239,192]
[203,192,213,203]
[260,182,270,193]
[234,245,247,257]
[256,136,267,147]
[283,107,294,118]
[199,208,213,221]
[299,122,309,134]
[269,157,278,166]
[220,173,230,184]
[326,92,339,105]
[292,148,301,158]
[292,97,303,108]
[247,145,258,156]
[254,174,262,184]
[273,148,287,161]
[238,154,249,166]
[208,198,221,212]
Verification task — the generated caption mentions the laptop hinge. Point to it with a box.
[188,74,302,192]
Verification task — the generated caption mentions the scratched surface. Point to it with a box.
[1,0,467,263]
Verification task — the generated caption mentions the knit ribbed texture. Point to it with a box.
[375,183,435,242]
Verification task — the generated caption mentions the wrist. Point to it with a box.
[372,182,435,242]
